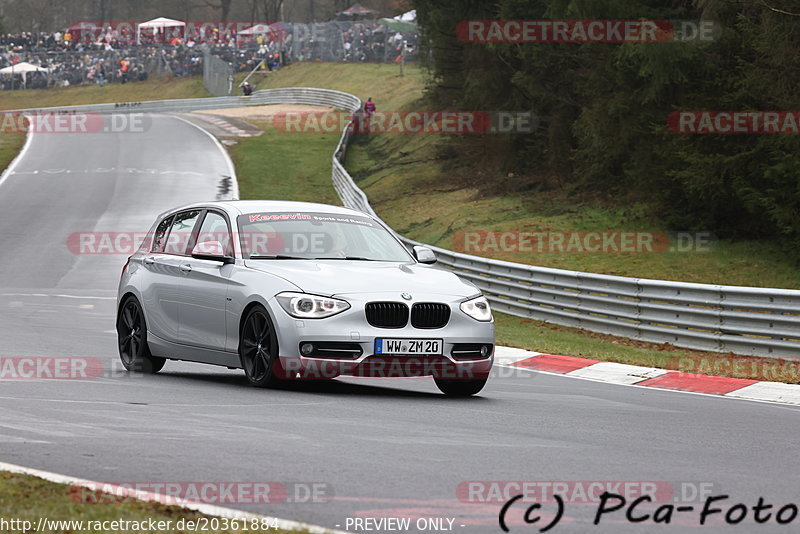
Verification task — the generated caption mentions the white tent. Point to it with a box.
[0,61,50,87]
[237,23,288,46]
[395,10,416,22]
[0,61,49,75]
[136,17,186,44]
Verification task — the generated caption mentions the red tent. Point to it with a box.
[338,3,378,18]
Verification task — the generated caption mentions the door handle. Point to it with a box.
[143,257,155,265]
[180,263,193,273]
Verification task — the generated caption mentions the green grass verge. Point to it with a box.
[0,75,209,111]
[0,132,26,177]
[230,63,425,204]
[253,63,424,110]
[228,121,340,206]
[0,472,308,534]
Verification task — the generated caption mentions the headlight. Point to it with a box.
[276,292,350,319]
[460,295,492,322]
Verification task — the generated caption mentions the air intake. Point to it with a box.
[365,302,409,328]
[411,303,450,329]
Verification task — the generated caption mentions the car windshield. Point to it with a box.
[237,211,413,261]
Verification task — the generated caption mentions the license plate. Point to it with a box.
[375,338,443,355]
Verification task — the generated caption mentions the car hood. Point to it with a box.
[243,260,478,297]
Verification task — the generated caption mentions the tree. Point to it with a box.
[413,0,800,253]
[261,0,284,21]
[203,0,235,22]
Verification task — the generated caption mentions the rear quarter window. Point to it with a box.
[151,215,174,253]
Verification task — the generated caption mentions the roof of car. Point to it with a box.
[159,200,370,219]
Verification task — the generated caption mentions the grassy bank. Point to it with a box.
[229,63,424,206]
[0,472,307,534]
[254,62,423,110]
[229,123,340,205]
[0,132,26,177]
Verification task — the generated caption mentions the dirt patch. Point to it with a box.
[194,104,334,122]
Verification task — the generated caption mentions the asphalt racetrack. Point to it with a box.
[0,113,798,534]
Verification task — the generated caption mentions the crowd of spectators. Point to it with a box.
[0,43,194,90]
[0,22,417,91]
[338,22,410,63]
[0,31,222,90]
[285,22,416,63]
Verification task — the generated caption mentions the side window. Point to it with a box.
[151,215,174,253]
[194,211,232,255]
[164,210,202,255]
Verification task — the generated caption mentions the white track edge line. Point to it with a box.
[0,461,347,534]
[170,114,240,200]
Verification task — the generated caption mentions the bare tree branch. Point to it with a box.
[758,0,800,16]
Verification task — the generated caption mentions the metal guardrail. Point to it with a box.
[12,87,361,116]
[12,89,800,359]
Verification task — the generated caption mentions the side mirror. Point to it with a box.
[191,241,234,264]
[412,245,437,264]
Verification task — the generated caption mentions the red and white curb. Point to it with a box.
[494,346,800,406]
[0,461,347,534]
[201,115,255,137]
[191,114,259,137]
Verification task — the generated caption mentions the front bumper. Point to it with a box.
[268,292,495,380]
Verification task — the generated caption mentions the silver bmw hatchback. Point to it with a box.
[117,201,495,396]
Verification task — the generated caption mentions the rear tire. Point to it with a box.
[239,305,283,387]
[117,296,165,374]
[434,376,488,397]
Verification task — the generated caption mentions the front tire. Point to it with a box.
[117,296,165,374]
[239,305,283,387]
[434,376,488,397]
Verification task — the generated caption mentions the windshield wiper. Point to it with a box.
[248,254,309,260]
[249,255,378,261]
[314,256,375,261]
